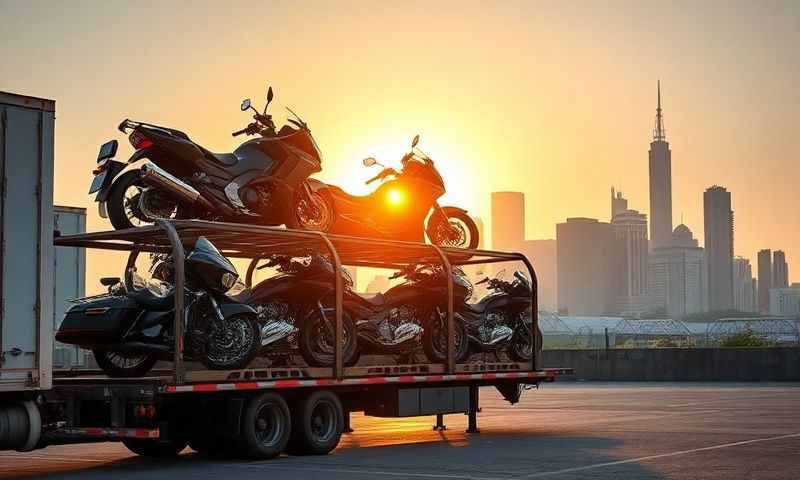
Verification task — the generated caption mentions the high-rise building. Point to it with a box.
[648,81,673,251]
[769,283,800,316]
[491,192,524,251]
[520,239,557,311]
[611,209,650,316]
[773,250,789,288]
[556,218,614,315]
[611,187,628,219]
[758,249,773,313]
[648,225,706,318]
[703,186,734,310]
[733,257,756,313]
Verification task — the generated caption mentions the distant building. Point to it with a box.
[521,239,557,311]
[703,186,734,310]
[649,82,673,250]
[769,284,800,316]
[611,187,628,219]
[556,218,614,315]
[648,224,706,318]
[758,249,772,313]
[611,209,650,316]
[733,257,756,313]
[773,250,789,288]
[491,192,524,251]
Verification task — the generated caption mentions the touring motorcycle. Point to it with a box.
[308,135,480,249]
[245,254,359,367]
[55,237,261,377]
[89,86,331,231]
[457,270,540,362]
[347,263,470,363]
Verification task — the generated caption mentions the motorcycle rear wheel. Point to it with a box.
[107,169,180,230]
[421,309,470,364]
[200,314,261,370]
[298,307,358,367]
[93,349,159,378]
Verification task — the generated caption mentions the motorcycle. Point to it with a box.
[245,254,359,367]
[307,135,480,249]
[89,85,331,231]
[55,237,262,377]
[458,270,540,362]
[346,263,470,363]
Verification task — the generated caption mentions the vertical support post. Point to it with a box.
[316,233,344,379]
[430,245,454,374]
[343,409,353,433]
[517,253,539,372]
[466,384,480,433]
[433,413,446,431]
[157,220,185,385]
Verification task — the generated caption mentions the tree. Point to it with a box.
[719,329,770,347]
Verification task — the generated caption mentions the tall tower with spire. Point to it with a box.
[648,81,673,250]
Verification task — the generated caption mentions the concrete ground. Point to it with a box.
[1,383,799,479]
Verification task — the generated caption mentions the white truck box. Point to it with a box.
[0,92,56,392]
[53,206,86,368]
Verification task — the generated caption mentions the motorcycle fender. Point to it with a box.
[128,148,151,164]
[98,201,108,219]
[219,303,258,318]
[93,160,127,203]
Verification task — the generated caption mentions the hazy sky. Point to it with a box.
[2,0,798,285]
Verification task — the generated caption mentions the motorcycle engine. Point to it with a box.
[240,185,271,213]
[481,311,514,345]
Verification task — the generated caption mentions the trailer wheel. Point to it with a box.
[239,392,291,459]
[122,437,187,458]
[286,390,343,456]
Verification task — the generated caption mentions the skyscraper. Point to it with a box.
[611,209,650,315]
[611,187,628,219]
[648,225,706,318]
[703,186,734,310]
[773,250,789,288]
[556,218,614,315]
[757,249,772,313]
[491,192,525,251]
[733,257,756,313]
[648,81,673,250]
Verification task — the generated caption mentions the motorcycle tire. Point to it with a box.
[93,349,159,378]
[508,325,542,363]
[106,170,145,230]
[298,308,358,367]
[200,314,261,370]
[294,190,335,232]
[421,310,470,364]
[426,206,480,250]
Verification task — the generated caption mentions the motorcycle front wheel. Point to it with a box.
[201,314,261,370]
[421,309,470,364]
[295,191,334,232]
[426,207,480,250]
[508,323,542,363]
[298,307,358,367]
[93,349,159,378]
[107,169,180,230]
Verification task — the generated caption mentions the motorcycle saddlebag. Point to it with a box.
[56,295,140,347]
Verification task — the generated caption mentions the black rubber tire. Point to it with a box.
[200,314,261,370]
[238,392,291,460]
[286,390,343,456]
[298,308,358,367]
[421,310,470,364]
[93,349,159,378]
[508,324,542,363]
[294,190,335,232]
[426,206,480,250]
[106,170,144,230]
[122,437,187,458]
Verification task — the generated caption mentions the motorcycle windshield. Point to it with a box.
[513,271,531,292]
[276,126,322,164]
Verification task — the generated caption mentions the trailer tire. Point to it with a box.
[239,392,291,460]
[122,437,187,458]
[286,390,343,456]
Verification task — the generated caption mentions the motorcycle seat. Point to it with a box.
[204,150,239,166]
[357,292,385,306]
[128,287,175,311]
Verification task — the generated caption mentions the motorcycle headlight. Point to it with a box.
[221,272,238,291]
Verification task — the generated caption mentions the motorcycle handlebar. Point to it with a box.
[232,127,249,137]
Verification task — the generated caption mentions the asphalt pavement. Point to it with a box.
[1,382,799,479]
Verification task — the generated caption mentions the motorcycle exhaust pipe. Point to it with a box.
[140,163,214,211]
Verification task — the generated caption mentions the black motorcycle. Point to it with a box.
[89,86,331,231]
[346,263,470,363]
[245,254,358,367]
[307,135,480,249]
[458,270,539,362]
[56,237,262,377]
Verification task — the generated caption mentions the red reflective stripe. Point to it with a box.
[85,428,103,436]
[134,429,150,438]
[193,383,218,392]
[481,373,497,379]
[235,382,259,390]
[456,374,472,380]
[274,379,302,388]
[362,377,387,384]
[316,379,335,386]
[426,375,444,382]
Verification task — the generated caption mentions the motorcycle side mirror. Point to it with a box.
[362,157,378,167]
[100,277,120,287]
[265,86,274,111]
[241,99,252,111]
[411,134,420,148]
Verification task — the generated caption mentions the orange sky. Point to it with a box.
[2,0,798,289]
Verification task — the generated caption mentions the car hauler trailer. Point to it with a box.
[34,219,569,458]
